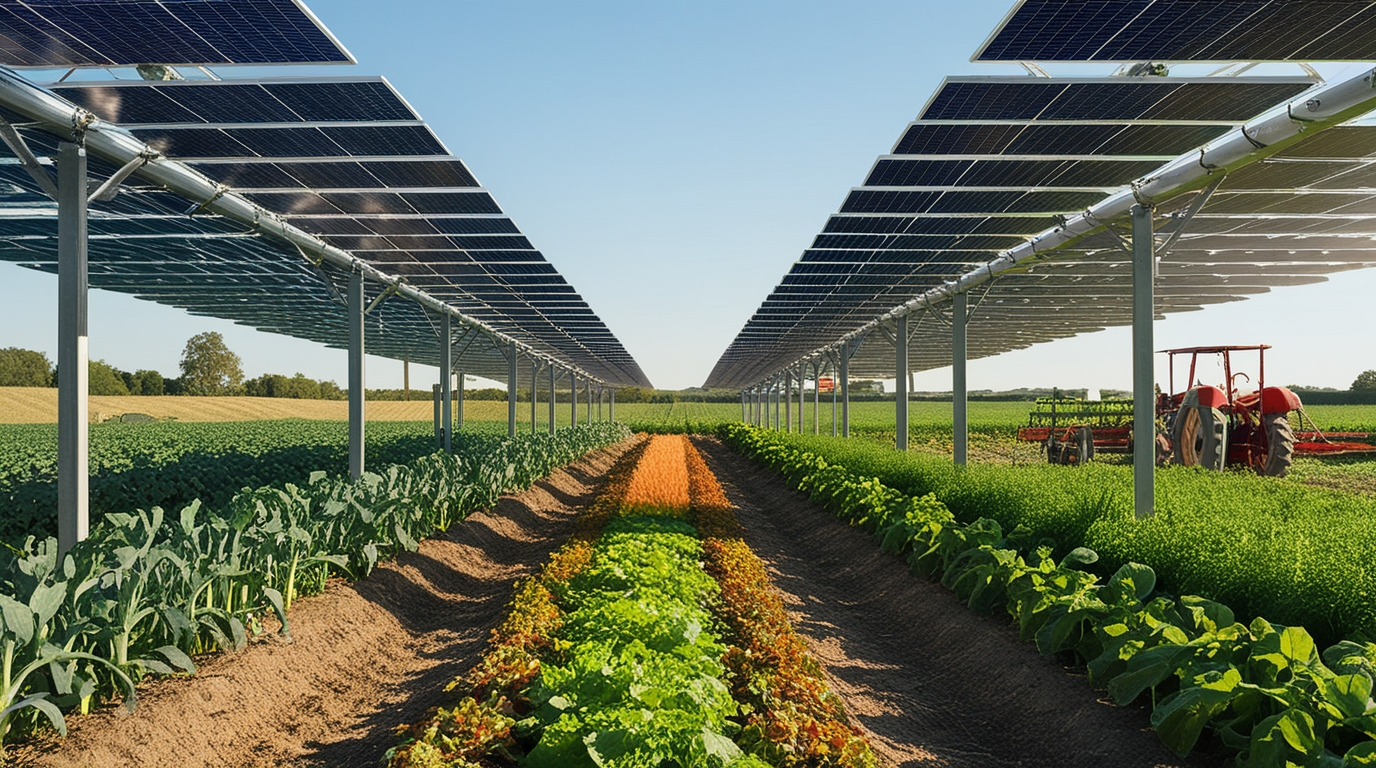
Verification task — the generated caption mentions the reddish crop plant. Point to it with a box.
[387,437,649,768]
[686,441,878,768]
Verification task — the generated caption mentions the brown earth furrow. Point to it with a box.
[13,436,639,768]
[691,435,1219,768]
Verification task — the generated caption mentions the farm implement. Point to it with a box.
[1017,345,1376,476]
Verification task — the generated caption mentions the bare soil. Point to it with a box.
[12,436,640,768]
[691,436,1222,768]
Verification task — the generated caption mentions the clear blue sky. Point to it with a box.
[3,1,1375,392]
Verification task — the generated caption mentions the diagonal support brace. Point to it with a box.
[0,117,58,199]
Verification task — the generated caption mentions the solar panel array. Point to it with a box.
[0,75,648,386]
[975,0,1376,63]
[705,75,1344,388]
[0,0,353,68]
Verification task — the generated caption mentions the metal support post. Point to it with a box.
[530,358,538,433]
[457,369,465,429]
[1132,204,1156,519]
[830,358,838,437]
[774,379,781,430]
[507,342,518,438]
[785,369,793,432]
[803,363,814,437]
[571,373,578,427]
[609,388,616,422]
[953,295,968,466]
[895,315,908,452]
[440,314,452,452]
[586,380,593,421]
[841,350,851,438]
[742,391,747,422]
[432,384,441,446]
[597,386,604,421]
[57,141,88,556]
[348,271,365,478]
[548,364,557,434]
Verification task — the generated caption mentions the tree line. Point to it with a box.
[0,333,347,399]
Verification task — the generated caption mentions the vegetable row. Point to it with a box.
[771,430,1376,646]
[389,434,875,767]
[0,422,629,752]
[0,420,476,543]
[722,424,1376,768]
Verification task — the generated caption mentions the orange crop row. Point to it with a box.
[685,441,878,768]
[387,436,650,768]
[620,434,692,516]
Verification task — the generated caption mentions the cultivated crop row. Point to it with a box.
[389,435,874,767]
[723,424,1376,767]
[771,430,1376,645]
[0,422,628,753]
[0,420,474,542]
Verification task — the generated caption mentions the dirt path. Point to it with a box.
[692,436,1218,768]
[14,437,640,768]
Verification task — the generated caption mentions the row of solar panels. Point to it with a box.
[0,1,650,387]
[707,1,1376,389]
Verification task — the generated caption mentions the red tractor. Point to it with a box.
[1162,345,1374,477]
[1162,345,1296,476]
[1017,345,1375,475]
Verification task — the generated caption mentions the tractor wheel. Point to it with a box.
[1171,401,1227,470]
[1263,413,1295,478]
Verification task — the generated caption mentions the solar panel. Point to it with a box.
[974,0,1376,62]
[0,0,353,68]
[0,74,650,387]
[921,78,1313,122]
[703,74,1376,389]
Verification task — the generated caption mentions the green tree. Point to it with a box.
[133,369,165,396]
[0,347,52,387]
[179,332,243,396]
[1352,370,1376,392]
[88,360,130,396]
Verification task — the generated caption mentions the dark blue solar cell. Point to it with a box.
[243,191,339,214]
[264,81,415,122]
[976,0,1376,62]
[0,0,351,68]
[156,83,300,123]
[133,127,252,157]
[54,85,202,124]
[318,192,414,214]
[192,162,302,188]
[469,250,545,263]
[403,192,502,215]
[449,235,533,250]
[427,217,520,235]
[226,127,343,157]
[364,160,477,188]
[323,126,446,157]
[892,122,1230,156]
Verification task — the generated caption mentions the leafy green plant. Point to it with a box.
[721,423,1376,767]
[0,422,628,749]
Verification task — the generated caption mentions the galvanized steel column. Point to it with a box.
[787,371,798,437]
[548,364,557,434]
[586,380,593,422]
[348,270,365,479]
[57,142,88,556]
[530,358,538,433]
[741,391,747,422]
[507,342,518,438]
[840,348,851,438]
[441,314,452,452]
[571,373,578,427]
[773,379,781,430]
[609,388,616,422]
[830,357,837,437]
[456,368,465,429]
[803,360,814,434]
[1132,204,1156,519]
[895,315,908,452]
[953,295,968,466]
